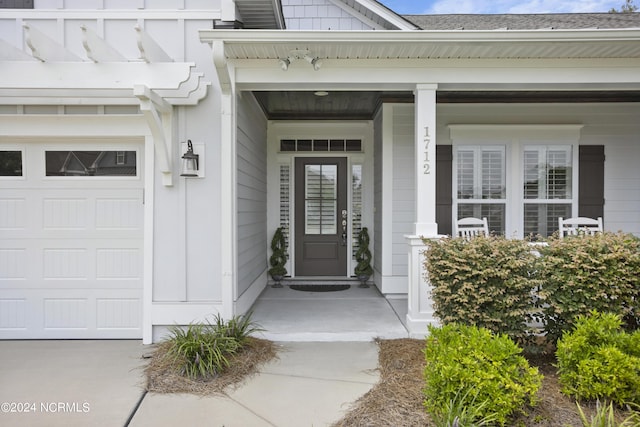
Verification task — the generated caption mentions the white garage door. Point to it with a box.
[0,141,144,339]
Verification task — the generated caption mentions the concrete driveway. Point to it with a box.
[0,340,146,427]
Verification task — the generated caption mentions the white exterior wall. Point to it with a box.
[0,8,228,342]
[391,105,415,276]
[235,92,268,312]
[281,0,375,30]
[374,103,415,295]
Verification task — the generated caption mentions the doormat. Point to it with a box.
[289,284,351,292]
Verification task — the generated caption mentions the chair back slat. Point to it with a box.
[558,217,603,238]
[454,217,489,239]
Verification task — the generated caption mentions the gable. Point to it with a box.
[281,0,416,30]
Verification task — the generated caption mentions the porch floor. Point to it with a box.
[249,282,409,341]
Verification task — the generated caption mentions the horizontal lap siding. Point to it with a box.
[237,94,268,297]
[438,103,640,237]
[392,105,415,276]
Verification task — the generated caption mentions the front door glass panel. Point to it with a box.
[304,164,337,235]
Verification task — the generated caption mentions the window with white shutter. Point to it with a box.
[455,146,506,234]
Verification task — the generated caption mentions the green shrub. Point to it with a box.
[210,312,264,346]
[424,236,542,344]
[424,324,543,426]
[556,311,640,405]
[537,232,640,342]
[163,313,262,379]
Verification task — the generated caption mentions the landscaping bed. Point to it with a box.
[334,338,636,427]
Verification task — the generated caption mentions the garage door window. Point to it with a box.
[45,150,137,176]
[0,151,23,176]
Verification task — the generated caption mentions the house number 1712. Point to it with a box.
[423,126,431,175]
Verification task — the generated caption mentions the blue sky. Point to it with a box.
[378,0,627,14]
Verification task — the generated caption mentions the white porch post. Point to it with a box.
[406,84,439,337]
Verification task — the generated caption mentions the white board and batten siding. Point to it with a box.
[0,141,144,339]
[235,93,269,313]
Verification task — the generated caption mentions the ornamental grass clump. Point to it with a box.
[424,324,543,426]
[537,232,640,342]
[424,235,542,345]
[556,311,640,406]
[163,313,262,379]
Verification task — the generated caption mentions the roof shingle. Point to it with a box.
[403,13,640,30]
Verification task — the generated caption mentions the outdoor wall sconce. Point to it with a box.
[180,140,200,177]
[279,49,322,71]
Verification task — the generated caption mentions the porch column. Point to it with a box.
[413,84,438,237]
[406,84,439,337]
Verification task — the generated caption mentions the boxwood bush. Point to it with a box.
[424,236,542,344]
[556,311,640,405]
[537,232,640,342]
[424,323,543,426]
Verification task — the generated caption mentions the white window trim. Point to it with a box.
[0,146,26,180]
[449,124,583,238]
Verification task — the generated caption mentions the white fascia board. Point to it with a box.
[232,60,640,90]
[200,28,640,47]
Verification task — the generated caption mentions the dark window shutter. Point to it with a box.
[436,145,453,235]
[578,145,605,221]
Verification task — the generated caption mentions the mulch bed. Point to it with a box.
[143,336,636,426]
[333,338,636,427]
[144,337,277,396]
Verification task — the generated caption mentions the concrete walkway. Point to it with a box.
[0,340,380,427]
[131,341,379,427]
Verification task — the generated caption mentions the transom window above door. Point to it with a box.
[280,139,362,152]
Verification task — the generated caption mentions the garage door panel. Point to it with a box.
[0,197,27,230]
[0,142,144,339]
[0,289,142,339]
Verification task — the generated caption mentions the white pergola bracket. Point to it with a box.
[135,84,174,186]
[81,25,127,63]
[23,23,82,62]
[135,25,173,63]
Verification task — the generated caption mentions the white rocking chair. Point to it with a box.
[454,217,489,239]
[558,216,603,238]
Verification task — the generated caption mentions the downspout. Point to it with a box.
[212,40,237,319]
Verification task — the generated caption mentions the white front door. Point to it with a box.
[0,141,144,339]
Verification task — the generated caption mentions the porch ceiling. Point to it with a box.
[253,90,640,120]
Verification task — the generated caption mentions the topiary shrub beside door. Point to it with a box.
[268,227,288,288]
[354,227,373,288]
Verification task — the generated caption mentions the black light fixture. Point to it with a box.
[180,140,199,177]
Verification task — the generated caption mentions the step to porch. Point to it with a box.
[268,277,370,287]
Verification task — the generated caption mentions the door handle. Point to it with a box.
[341,210,348,246]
